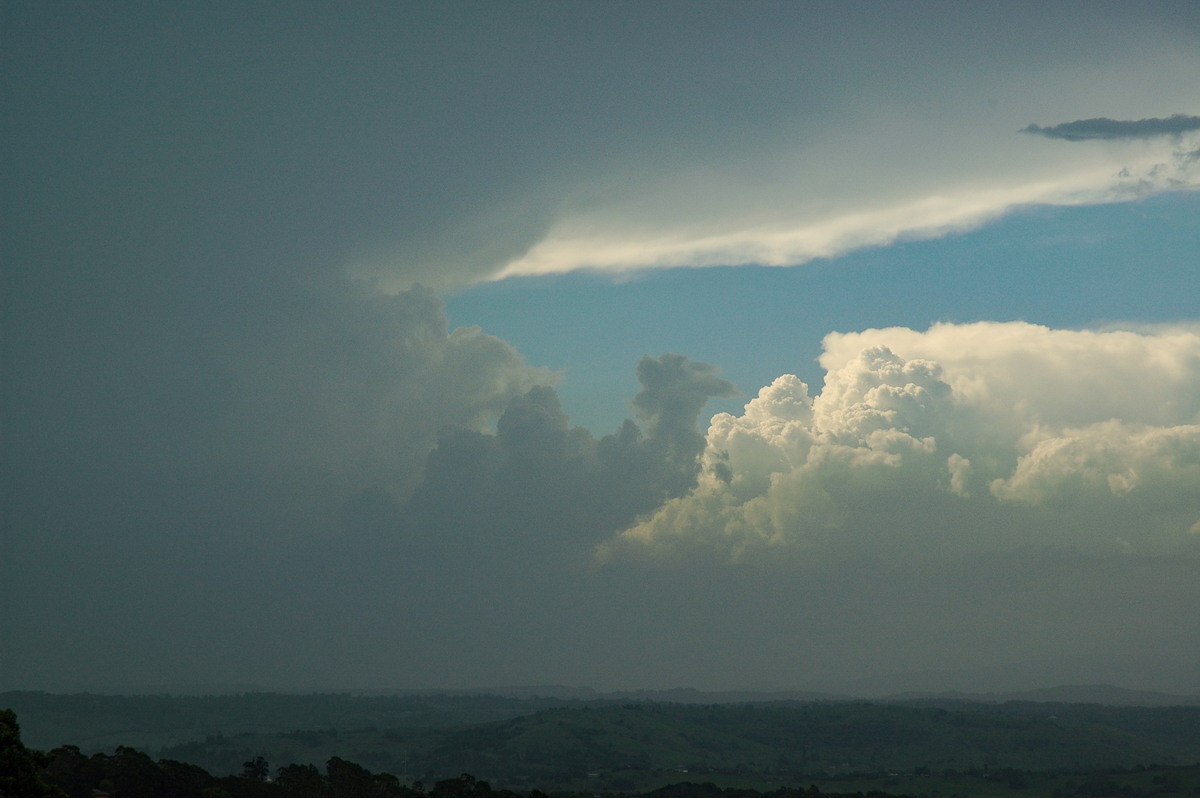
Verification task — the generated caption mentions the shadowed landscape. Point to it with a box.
[5,689,1200,797]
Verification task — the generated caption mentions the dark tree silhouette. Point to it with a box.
[0,709,66,798]
[242,756,270,782]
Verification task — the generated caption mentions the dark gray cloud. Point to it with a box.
[0,274,556,691]
[1022,114,1200,141]
[404,355,735,561]
[2,277,551,543]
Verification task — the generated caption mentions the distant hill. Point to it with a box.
[339,683,1200,707]
[885,684,1200,707]
[354,686,846,703]
[0,690,595,753]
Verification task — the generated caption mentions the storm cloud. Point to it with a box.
[4,2,1200,696]
[1022,114,1200,141]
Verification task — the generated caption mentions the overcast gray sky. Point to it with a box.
[3,1,1199,695]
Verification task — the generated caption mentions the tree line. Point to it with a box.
[4,708,876,798]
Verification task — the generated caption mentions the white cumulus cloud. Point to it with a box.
[599,322,1200,565]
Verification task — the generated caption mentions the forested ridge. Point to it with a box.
[4,694,1200,798]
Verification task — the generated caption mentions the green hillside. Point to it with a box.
[413,702,1200,791]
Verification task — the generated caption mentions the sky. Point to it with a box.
[2,1,1199,697]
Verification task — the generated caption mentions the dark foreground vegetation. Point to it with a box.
[4,693,1200,798]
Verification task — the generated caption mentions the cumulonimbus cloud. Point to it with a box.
[1022,114,1200,141]
[598,322,1200,566]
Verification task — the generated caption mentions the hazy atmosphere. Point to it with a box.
[3,1,1199,696]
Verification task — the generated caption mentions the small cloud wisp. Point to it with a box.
[1022,114,1200,141]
